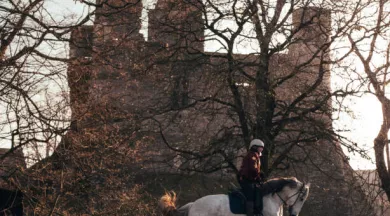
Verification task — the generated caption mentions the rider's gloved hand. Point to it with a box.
[256,178,264,187]
[260,172,266,181]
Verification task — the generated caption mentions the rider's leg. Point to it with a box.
[246,200,254,216]
[240,181,255,216]
[255,188,263,212]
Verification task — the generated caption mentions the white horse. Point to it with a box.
[159,177,310,216]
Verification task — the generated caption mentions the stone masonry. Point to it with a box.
[68,1,376,215]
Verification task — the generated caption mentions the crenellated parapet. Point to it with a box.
[148,0,204,52]
[66,2,373,215]
[94,0,144,43]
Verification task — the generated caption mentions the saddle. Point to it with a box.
[228,187,264,215]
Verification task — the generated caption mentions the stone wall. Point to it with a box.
[67,1,375,215]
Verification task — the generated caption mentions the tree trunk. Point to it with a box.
[374,100,390,200]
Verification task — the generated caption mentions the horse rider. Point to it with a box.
[237,139,265,216]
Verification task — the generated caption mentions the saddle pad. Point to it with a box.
[228,192,245,214]
[228,192,262,215]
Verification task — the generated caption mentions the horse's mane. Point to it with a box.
[261,177,299,196]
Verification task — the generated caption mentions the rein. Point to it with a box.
[275,183,306,207]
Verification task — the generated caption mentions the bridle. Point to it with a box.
[275,182,306,213]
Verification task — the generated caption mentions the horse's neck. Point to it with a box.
[263,193,283,206]
[262,193,283,216]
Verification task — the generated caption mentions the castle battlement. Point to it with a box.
[66,2,373,215]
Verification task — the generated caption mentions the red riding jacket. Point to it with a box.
[238,151,261,182]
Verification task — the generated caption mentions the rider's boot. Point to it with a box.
[246,201,254,216]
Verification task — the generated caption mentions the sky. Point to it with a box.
[7,0,385,170]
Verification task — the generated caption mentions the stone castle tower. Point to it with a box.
[68,1,373,215]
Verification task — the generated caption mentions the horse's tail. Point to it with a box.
[159,191,192,216]
[159,191,178,216]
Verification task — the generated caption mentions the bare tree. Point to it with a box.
[144,0,364,179]
[0,0,161,215]
[133,0,383,215]
[346,0,390,202]
[60,0,385,215]
[0,0,94,162]
[0,0,388,215]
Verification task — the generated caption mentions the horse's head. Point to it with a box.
[278,178,310,216]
